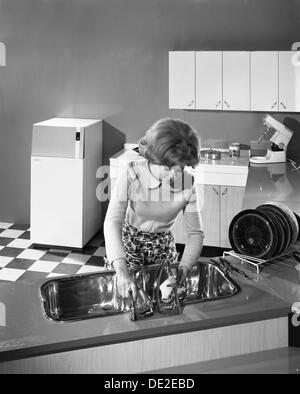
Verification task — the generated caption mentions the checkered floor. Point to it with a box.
[0,222,107,283]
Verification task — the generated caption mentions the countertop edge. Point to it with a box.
[0,306,289,363]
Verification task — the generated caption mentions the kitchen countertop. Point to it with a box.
[110,147,249,186]
[0,156,299,363]
[0,250,298,363]
[243,160,300,209]
[110,146,249,172]
[194,151,249,186]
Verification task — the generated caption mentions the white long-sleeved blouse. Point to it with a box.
[104,159,204,269]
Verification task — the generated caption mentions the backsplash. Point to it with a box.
[0,0,300,222]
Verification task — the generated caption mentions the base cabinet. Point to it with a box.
[172,185,220,246]
[220,185,246,248]
[173,184,245,248]
[0,318,287,374]
[197,184,220,247]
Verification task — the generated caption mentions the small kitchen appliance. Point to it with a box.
[250,115,294,164]
[30,118,102,248]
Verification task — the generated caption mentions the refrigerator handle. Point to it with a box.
[75,127,84,159]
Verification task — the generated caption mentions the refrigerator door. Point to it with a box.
[32,125,85,159]
[30,156,83,248]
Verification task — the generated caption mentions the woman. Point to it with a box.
[104,118,204,300]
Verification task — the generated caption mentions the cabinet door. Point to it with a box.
[220,186,245,248]
[197,184,220,247]
[279,51,300,112]
[223,51,250,111]
[169,51,195,109]
[250,52,279,111]
[196,51,223,110]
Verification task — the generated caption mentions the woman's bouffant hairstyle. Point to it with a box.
[138,118,200,168]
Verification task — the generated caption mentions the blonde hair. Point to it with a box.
[138,118,200,168]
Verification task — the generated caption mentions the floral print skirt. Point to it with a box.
[121,222,177,268]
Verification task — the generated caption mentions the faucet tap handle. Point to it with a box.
[128,289,137,321]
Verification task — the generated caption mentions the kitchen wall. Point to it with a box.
[0,0,300,223]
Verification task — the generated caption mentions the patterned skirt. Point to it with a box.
[121,222,178,268]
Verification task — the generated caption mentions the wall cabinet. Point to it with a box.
[251,51,300,112]
[170,50,300,112]
[250,51,279,111]
[223,51,250,111]
[279,51,300,112]
[169,51,195,109]
[195,51,223,110]
[173,184,245,248]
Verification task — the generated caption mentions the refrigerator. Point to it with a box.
[30,118,102,248]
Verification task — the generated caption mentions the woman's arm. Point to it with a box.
[104,163,137,299]
[179,185,204,271]
[103,165,129,264]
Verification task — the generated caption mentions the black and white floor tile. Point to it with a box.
[0,222,107,283]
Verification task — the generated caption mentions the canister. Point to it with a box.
[229,143,240,157]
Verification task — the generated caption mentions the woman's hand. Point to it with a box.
[114,259,138,300]
[177,265,190,287]
[177,266,190,299]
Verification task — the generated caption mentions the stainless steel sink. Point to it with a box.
[40,259,239,322]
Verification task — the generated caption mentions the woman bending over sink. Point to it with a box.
[104,118,204,300]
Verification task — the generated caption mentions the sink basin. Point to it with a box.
[40,259,239,322]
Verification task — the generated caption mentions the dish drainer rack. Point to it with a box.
[223,247,298,276]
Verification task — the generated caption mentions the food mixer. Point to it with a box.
[250,115,294,164]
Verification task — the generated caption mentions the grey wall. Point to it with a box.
[0,0,300,223]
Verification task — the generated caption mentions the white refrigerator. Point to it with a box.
[30,118,102,248]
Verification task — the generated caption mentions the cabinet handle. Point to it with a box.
[271,102,277,109]
[212,187,219,195]
[280,102,287,110]
[224,100,230,108]
[221,188,228,196]
[188,100,194,107]
[216,100,221,108]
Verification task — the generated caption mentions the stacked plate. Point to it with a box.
[229,202,300,260]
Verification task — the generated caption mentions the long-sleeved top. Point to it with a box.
[104,158,204,269]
